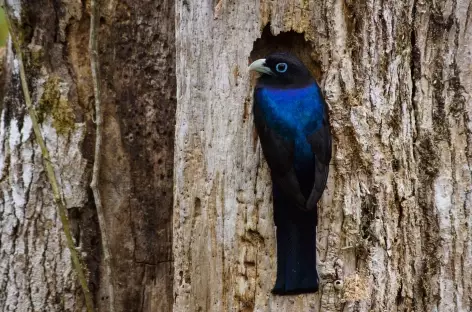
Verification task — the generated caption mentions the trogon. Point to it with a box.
[248,52,332,295]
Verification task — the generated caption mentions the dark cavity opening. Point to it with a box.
[249,24,322,82]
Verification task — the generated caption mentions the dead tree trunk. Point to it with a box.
[1,0,471,311]
[173,0,472,311]
[0,1,175,311]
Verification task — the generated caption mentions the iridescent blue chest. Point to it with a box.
[255,83,325,165]
[255,83,324,137]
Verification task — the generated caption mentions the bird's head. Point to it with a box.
[248,52,314,88]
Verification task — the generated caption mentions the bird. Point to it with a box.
[248,52,332,295]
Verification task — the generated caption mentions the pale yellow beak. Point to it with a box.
[248,59,273,75]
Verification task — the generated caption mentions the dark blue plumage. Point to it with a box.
[249,52,332,295]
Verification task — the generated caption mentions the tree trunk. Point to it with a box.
[1,0,471,312]
[0,1,175,311]
[173,0,472,311]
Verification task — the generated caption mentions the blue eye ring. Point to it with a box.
[275,62,288,73]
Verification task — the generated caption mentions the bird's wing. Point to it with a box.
[305,99,332,211]
[253,94,307,209]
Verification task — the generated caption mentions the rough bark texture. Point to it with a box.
[0,1,175,311]
[174,1,472,312]
[1,0,471,311]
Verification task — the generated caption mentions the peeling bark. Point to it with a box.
[174,0,472,311]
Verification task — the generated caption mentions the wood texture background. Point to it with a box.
[174,0,472,311]
[1,1,175,311]
[0,0,471,311]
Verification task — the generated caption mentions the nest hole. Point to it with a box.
[249,24,322,82]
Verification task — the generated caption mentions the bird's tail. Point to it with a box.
[272,187,319,295]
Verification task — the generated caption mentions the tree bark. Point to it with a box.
[174,0,472,311]
[0,1,175,311]
[1,0,471,311]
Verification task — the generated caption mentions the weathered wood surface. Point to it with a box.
[174,0,472,311]
[0,1,175,311]
[1,0,471,311]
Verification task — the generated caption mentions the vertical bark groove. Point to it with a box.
[89,0,114,311]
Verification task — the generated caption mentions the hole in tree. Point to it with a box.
[249,23,323,83]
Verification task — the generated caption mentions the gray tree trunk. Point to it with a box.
[173,0,472,311]
[0,36,88,310]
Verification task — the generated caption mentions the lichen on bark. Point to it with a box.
[37,76,76,135]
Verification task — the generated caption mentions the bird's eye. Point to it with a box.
[275,63,288,73]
